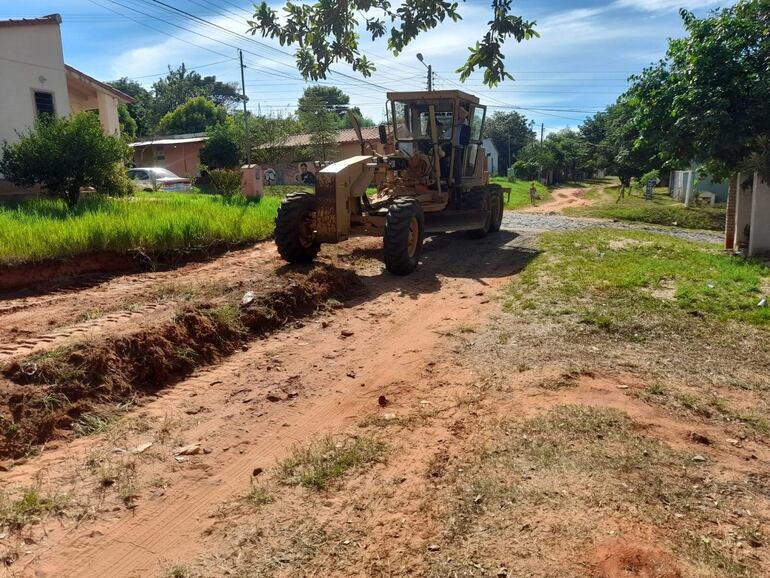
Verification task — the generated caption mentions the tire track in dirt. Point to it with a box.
[9,231,536,577]
[0,243,281,363]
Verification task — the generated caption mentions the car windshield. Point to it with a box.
[151,168,179,179]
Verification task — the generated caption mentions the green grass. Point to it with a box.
[490,177,551,210]
[0,192,280,266]
[276,435,386,490]
[508,228,770,326]
[563,186,726,231]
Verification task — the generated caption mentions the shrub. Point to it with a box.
[200,123,240,169]
[209,168,242,198]
[513,159,539,180]
[0,112,132,208]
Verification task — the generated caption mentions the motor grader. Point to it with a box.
[274,90,506,275]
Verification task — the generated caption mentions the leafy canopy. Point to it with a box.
[200,122,241,170]
[0,112,132,208]
[628,0,770,180]
[482,110,536,173]
[247,0,538,86]
[297,86,375,128]
[157,96,227,135]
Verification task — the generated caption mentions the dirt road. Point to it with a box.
[0,228,537,577]
[517,186,591,213]
[0,203,765,578]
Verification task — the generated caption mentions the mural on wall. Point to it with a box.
[259,162,319,186]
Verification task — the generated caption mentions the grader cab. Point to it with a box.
[274,90,505,275]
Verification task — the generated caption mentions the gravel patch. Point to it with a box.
[502,212,723,244]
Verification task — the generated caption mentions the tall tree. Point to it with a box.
[297,86,374,128]
[298,94,339,162]
[629,0,770,181]
[108,78,152,137]
[149,64,243,130]
[156,97,227,135]
[248,0,538,86]
[482,111,536,173]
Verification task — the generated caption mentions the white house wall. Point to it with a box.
[749,172,770,257]
[0,22,70,146]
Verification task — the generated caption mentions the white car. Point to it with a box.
[127,167,192,192]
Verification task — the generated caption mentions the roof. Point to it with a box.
[65,65,135,104]
[280,127,382,148]
[130,133,209,147]
[0,13,61,28]
[386,89,480,105]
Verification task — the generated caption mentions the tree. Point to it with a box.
[231,112,300,164]
[109,78,152,137]
[297,86,374,129]
[148,64,243,130]
[298,95,339,162]
[483,111,536,173]
[156,97,227,135]
[248,0,538,86]
[629,1,770,181]
[0,112,132,208]
[200,122,240,169]
[117,104,137,140]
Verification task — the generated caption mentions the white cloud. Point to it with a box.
[612,0,725,12]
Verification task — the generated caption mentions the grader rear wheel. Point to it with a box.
[466,188,492,239]
[275,192,320,263]
[489,186,504,233]
[384,197,424,275]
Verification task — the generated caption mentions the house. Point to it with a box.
[669,168,729,206]
[0,13,133,195]
[260,126,389,185]
[129,133,209,178]
[482,138,499,176]
[725,172,770,257]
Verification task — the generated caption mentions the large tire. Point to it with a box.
[466,188,492,239]
[489,185,504,233]
[275,192,320,263]
[383,198,424,275]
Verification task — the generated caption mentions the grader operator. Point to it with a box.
[274,90,506,275]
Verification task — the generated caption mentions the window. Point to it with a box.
[34,91,55,117]
[392,100,454,141]
[154,146,166,162]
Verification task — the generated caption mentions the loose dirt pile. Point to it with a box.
[0,264,365,458]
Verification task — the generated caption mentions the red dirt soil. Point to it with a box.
[0,230,534,577]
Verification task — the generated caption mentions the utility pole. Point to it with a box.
[540,123,544,145]
[239,49,250,164]
[416,53,432,91]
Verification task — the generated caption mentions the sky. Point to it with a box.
[1,0,733,133]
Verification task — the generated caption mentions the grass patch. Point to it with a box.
[433,405,756,576]
[490,177,551,210]
[507,228,770,327]
[0,192,280,266]
[276,435,386,490]
[0,486,69,531]
[563,187,725,230]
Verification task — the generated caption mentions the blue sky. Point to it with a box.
[1,0,731,132]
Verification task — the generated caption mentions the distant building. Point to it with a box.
[0,14,133,196]
[669,168,729,205]
[482,138,499,176]
[129,133,209,178]
[259,127,389,185]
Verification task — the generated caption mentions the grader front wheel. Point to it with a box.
[384,198,424,276]
[275,192,320,263]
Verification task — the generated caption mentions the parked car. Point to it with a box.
[127,167,192,192]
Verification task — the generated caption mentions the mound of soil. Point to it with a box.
[0,264,365,458]
[591,542,683,578]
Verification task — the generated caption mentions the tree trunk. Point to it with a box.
[724,173,737,251]
[65,185,81,209]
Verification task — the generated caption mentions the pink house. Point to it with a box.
[129,132,208,178]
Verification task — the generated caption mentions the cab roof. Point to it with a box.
[386,89,480,105]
